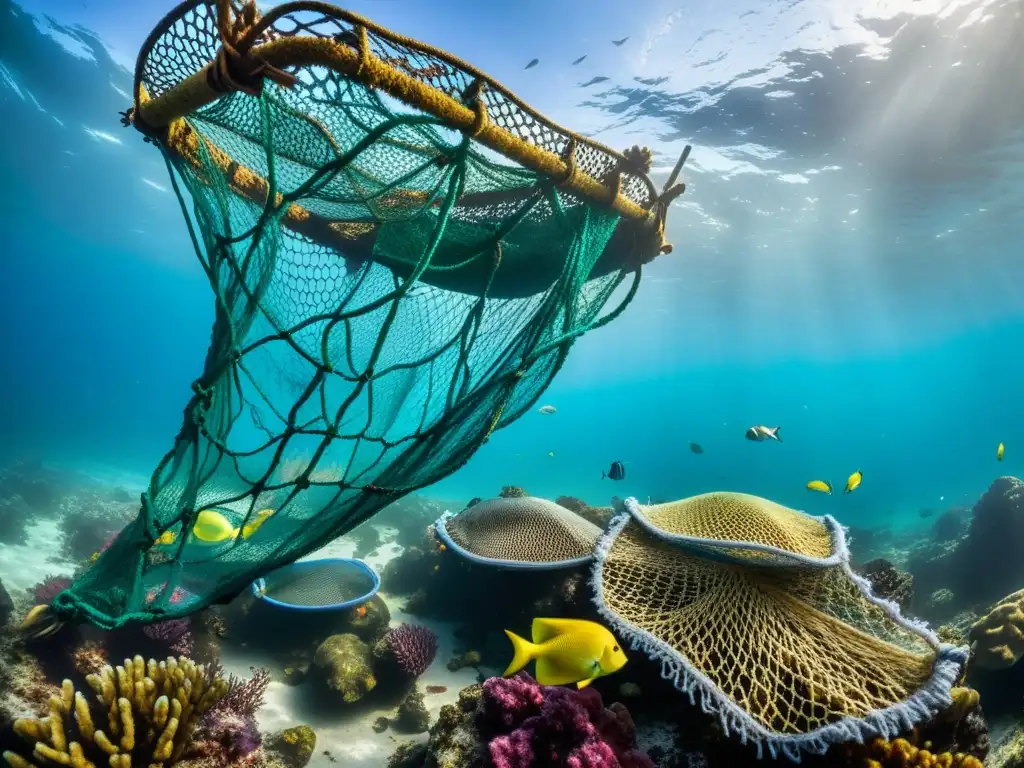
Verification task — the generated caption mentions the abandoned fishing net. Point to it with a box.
[591,494,969,761]
[435,496,602,568]
[47,0,686,630]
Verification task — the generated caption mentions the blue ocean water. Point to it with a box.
[1,0,1022,539]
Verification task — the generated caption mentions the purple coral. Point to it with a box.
[191,711,262,762]
[208,666,271,718]
[142,618,194,656]
[483,673,652,768]
[31,575,72,605]
[385,623,438,677]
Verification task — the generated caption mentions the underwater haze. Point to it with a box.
[1,0,1023,535]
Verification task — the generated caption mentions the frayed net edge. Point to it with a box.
[590,505,970,762]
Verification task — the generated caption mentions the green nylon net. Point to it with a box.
[52,2,652,629]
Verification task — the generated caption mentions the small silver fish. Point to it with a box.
[538,405,557,415]
[745,425,782,443]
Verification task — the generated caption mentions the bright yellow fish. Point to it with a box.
[191,510,239,544]
[154,530,177,546]
[503,617,627,689]
[997,442,1005,462]
[844,471,863,494]
[241,508,275,540]
[191,508,275,544]
[806,480,832,495]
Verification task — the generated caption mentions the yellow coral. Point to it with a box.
[969,588,1024,669]
[858,737,984,768]
[2,655,228,768]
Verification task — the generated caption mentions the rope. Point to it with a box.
[208,0,298,97]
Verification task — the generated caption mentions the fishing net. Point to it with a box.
[49,0,686,630]
[592,495,969,761]
[435,496,602,568]
[253,558,379,609]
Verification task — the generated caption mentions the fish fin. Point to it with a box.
[503,629,537,677]
[531,617,587,644]
[534,655,587,687]
[772,427,782,442]
[577,675,597,689]
[601,471,606,479]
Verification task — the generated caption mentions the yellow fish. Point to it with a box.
[806,480,832,495]
[241,508,275,540]
[997,442,1005,462]
[844,471,863,495]
[503,617,627,689]
[155,530,177,546]
[191,510,238,543]
[191,508,276,544]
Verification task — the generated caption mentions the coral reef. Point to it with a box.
[311,633,376,704]
[914,477,1024,609]
[931,510,965,542]
[968,588,1024,669]
[206,665,271,719]
[446,650,481,672]
[2,655,228,768]
[142,618,194,656]
[857,558,914,610]
[554,496,614,528]
[849,737,983,767]
[30,575,72,606]
[378,623,439,678]
[188,710,262,764]
[264,726,316,768]
[389,673,651,768]
[499,486,528,499]
[394,685,431,734]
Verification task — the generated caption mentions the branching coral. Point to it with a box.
[143,619,194,657]
[30,576,72,606]
[207,666,270,719]
[379,624,438,678]
[2,655,228,768]
[499,487,528,499]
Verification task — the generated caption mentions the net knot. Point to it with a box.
[461,79,489,137]
[119,105,162,144]
[208,0,298,98]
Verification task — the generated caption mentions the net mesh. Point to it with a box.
[52,0,660,629]
[594,494,961,754]
[259,561,376,607]
[438,497,602,566]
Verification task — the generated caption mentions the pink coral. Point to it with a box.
[483,673,652,768]
[31,574,71,605]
